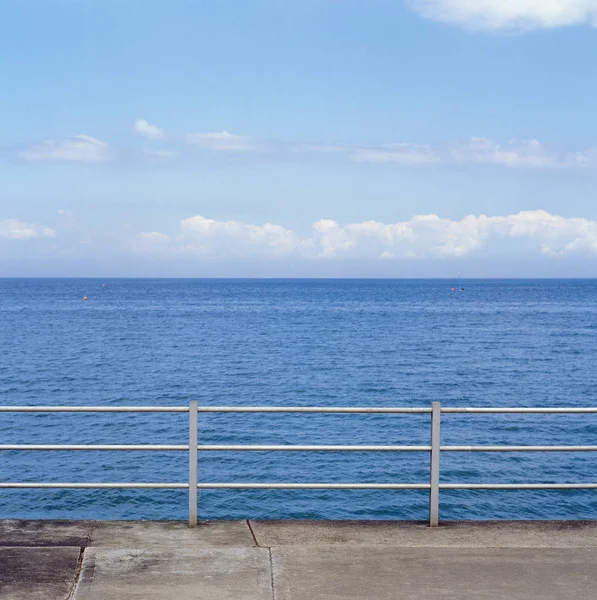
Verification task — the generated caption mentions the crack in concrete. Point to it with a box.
[85,521,97,547]
[268,547,277,600]
[248,520,277,599]
[65,547,85,600]
[246,520,260,547]
[65,520,96,599]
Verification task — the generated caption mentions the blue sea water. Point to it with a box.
[1,278,597,521]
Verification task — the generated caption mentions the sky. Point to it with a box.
[2,0,597,277]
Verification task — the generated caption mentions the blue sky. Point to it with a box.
[2,0,597,276]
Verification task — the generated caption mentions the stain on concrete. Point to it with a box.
[0,520,96,547]
[74,547,272,600]
[0,546,81,600]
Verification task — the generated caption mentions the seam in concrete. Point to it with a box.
[85,521,97,547]
[268,547,277,600]
[66,547,85,600]
[66,521,96,599]
[246,520,260,547]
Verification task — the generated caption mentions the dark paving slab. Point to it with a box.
[272,546,597,600]
[0,520,95,547]
[250,519,597,547]
[0,546,81,600]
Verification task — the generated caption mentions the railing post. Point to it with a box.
[429,401,441,527]
[188,401,198,528]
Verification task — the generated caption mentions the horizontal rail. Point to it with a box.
[5,444,597,453]
[441,446,597,452]
[196,406,432,413]
[0,445,188,451]
[0,482,429,489]
[2,482,596,490]
[0,445,430,452]
[0,406,431,414]
[197,445,430,451]
[196,483,430,489]
[442,408,597,414]
[0,483,188,488]
[0,406,188,413]
[440,483,597,489]
[5,405,597,414]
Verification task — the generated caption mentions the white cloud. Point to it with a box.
[290,143,350,154]
[130,231,171,255]
[180,132,597,169]
[351,137,597,169]
[18,128,596,171]
[18,135,112,163]
[0,219,55,240]
[449,138,560,167]
[143,149,179,160]
[351,143,441,166]
[178,215,306,255]
[137,231,169,243]
[135,210,597,260]
[186,130,263,152]
[410,0,597,30]
[312,219,355,256]
[338,210,597,257]
[134,119,164,140]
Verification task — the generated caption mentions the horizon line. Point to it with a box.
[1,276,597,281]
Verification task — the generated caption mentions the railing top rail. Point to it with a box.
[3,444,597,452]
[0,406,432,414]
[442,408,597,413]
[0,444,432,452]
[2,405,597,414]
[0,444,189,451]
[3,482,597,490]
[0,406,189,413]
[196,406,432,413]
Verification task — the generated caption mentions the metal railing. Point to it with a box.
[2,401,597,527]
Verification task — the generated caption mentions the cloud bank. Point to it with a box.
[17,135,112,163]
[349,138,596,168]
[0,219,55,240]
[137,118,597,169]
[186,130,264,152]
[136,210,597,259]
[410,0,597,30]
[13,120,597,170]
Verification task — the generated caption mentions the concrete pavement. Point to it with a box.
[1,520,597,599]
[0,546,81,600]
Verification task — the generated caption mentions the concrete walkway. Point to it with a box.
[1,520,597,599]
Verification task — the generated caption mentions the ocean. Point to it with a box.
[1,278,596,521]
